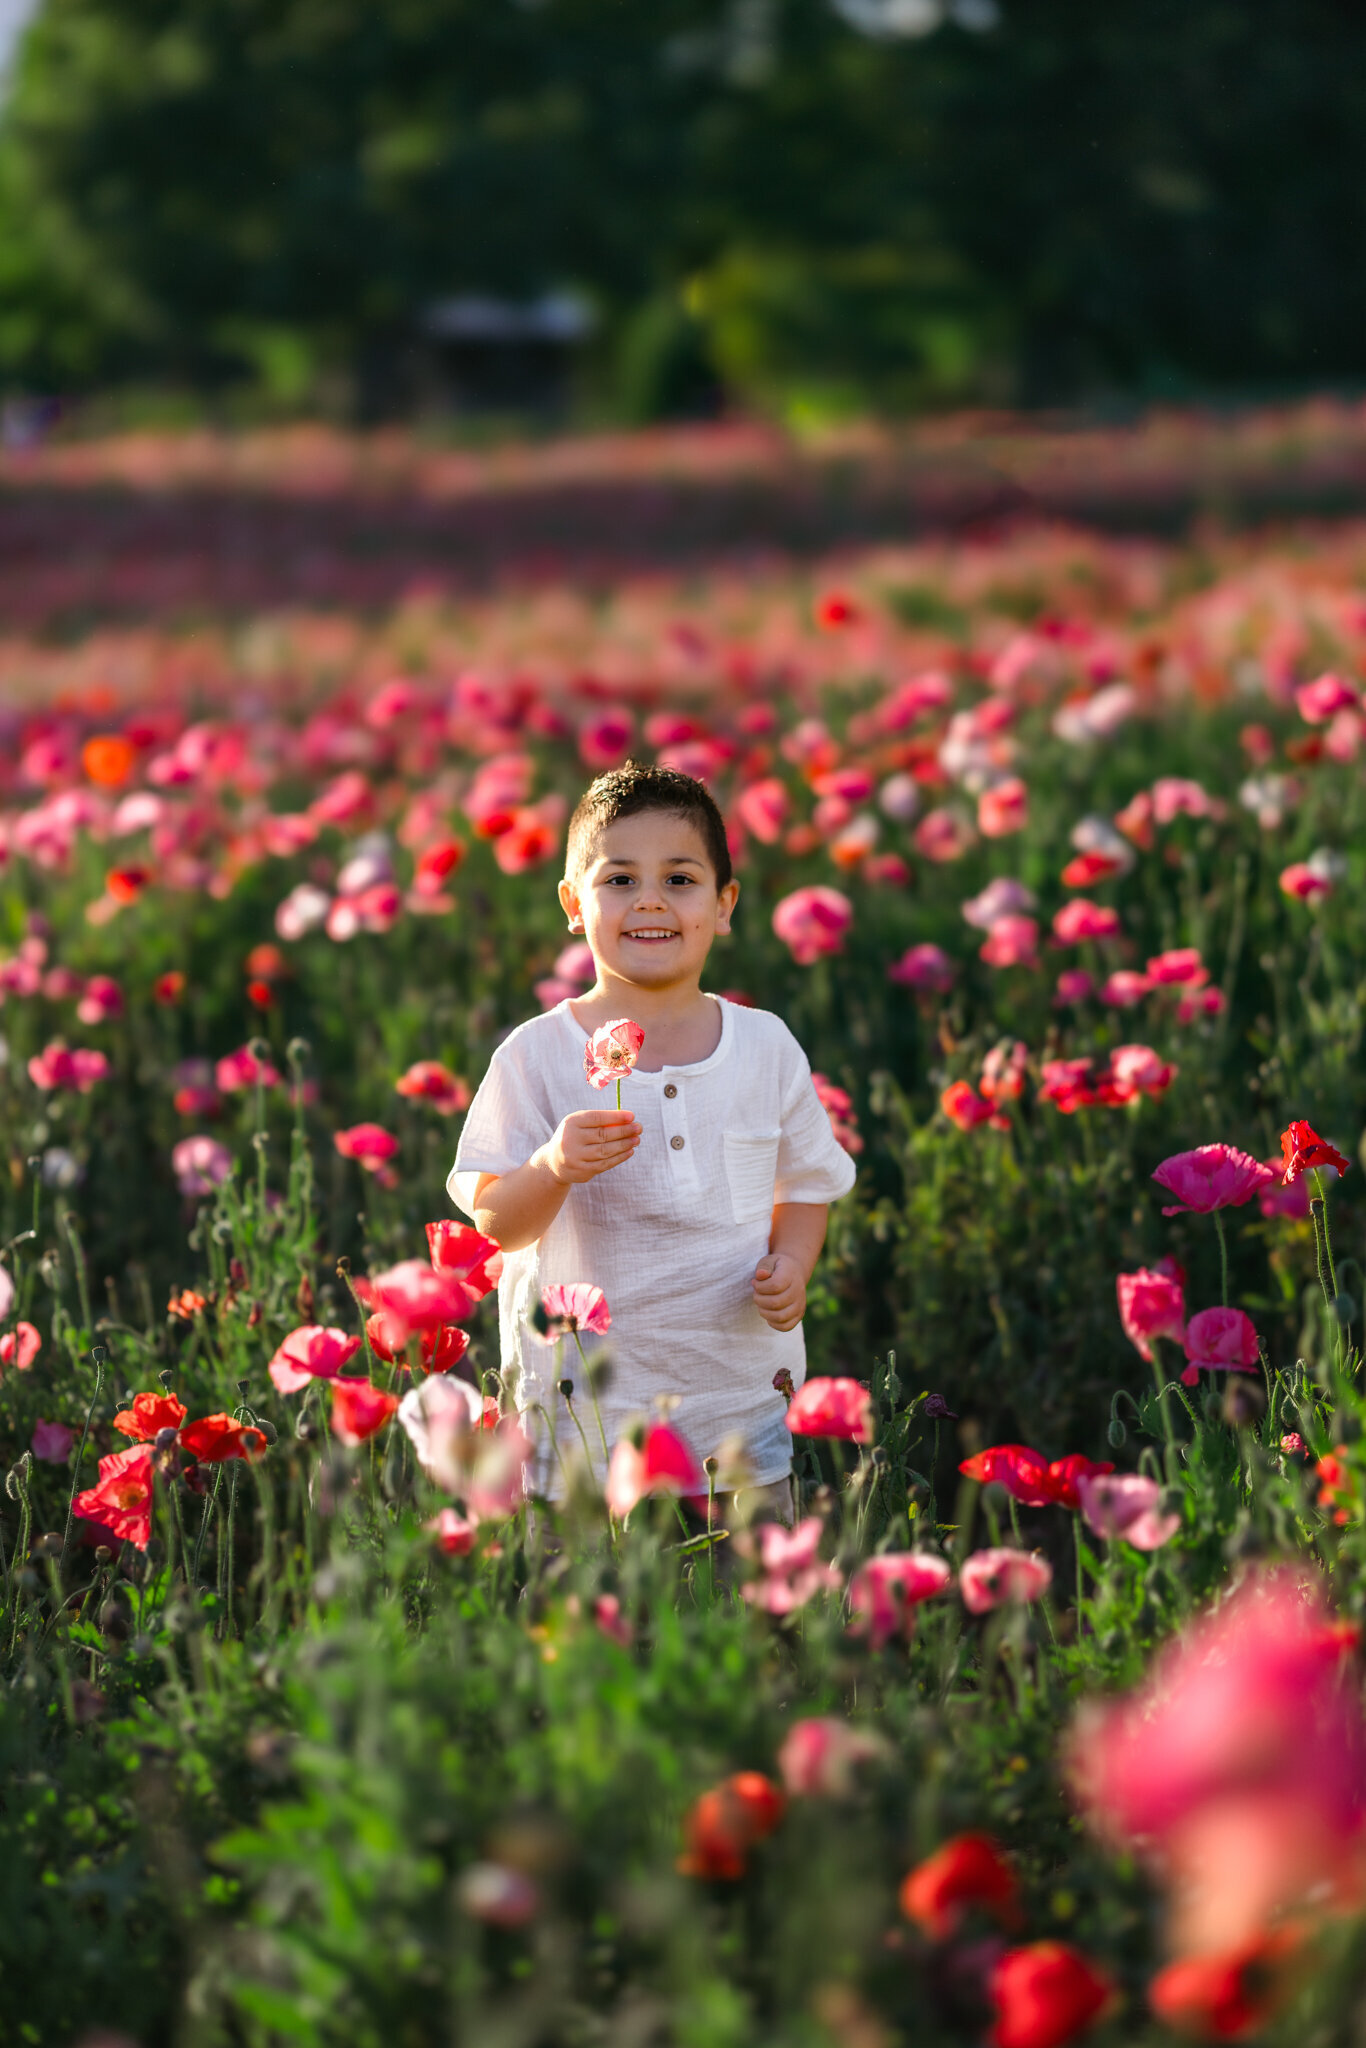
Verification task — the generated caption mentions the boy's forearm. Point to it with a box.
[768,1202,829,1281]
[473,1151,570,1254]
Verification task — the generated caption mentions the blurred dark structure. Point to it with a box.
[417,294,594,417]
[0,0,1363,419]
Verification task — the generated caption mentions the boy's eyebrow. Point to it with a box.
[595,852,706,867]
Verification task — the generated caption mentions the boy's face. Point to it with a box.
[558,811,739,992]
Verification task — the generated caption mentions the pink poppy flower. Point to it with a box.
[583,1017,645,1089]
[357,1259,480,1337]
[535,1282,610,1340]
[1053,968,1095,1006]
[1181,1306,1260,1384]
[979,915,1039,971]
[76,974,123,1026]
[594,1593,634,1647]
[1151,776,1221,825]
[785,1375,873,1443]
[771,886,854,965]
[1037,1058,1097,1115]
[978,777,1029,838]
[777,1716,885,1797]
[268,1324,363,1394]
[492,807,561,874]
[1176,985,1227,1023]
[1099,970,1151,1009]
[331,1378,400,1446]
[888,942,956,993]
[1152,1144,1274,1215]
[171,1134,233,1198]
[465,1418,534,1519]
[428,1507,479,1556]
[1076,1473,1180,1551]
[605,1421,704,1518]
[0,1264,12,1322]
[553,939,596,984]
[741,1517,842,1616]
[1105,1044,1177,1103]
[397,1374,486,1484]
[1295,672,1360,725]
[1280,862,1332,902]
[735,777,790,844]
[1051,898,1121,946]
[980,1040,1028,1104]
[394,1062,471,1115]
[32,1418,76,1463]
[941,1080,999,1131]
[848,1552,953,1648]
[911,807,977,864]
[0,1321,42,1371]
[1117,1266,1186,1362]
[426,1221,503,1300]
[28,1043,111,1093]
[960,1548,1053,1615]
[578,708,634,769]
[1069,1567,1365,1955]
[215,1044,282,1092]
[962,878,1036,930]
[1146,947,1207,987]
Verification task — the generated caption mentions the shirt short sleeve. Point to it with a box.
[448,1033,555,1220]
[773,1037,858,1207]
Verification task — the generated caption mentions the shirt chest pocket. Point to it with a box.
[723,1129,782,1225]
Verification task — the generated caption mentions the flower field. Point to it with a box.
[4,413,1366,2046]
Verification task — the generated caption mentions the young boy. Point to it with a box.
[448,762,856,1518]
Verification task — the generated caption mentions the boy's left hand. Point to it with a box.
[752,1253,806,1332]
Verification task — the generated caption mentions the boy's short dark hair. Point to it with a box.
[565,761,733,888]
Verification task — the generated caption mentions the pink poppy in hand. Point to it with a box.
[848,1551,953,1648]
[605,1421,704,1518]
[1152,1144,1274,1215]
[32,1418,76,1463]
[269,1324,363,1394]
[395,1062,471,1115]
[960,1548,1053,1615]
[584,1018,645,1089]
[771,886,854,966]
[785,1375,874,1443]
[1116,1265,1186,1362]
[357,1259,482,1336]
[1076,1473,1180,1551]
[0,1321,42,1371]
[742,1517,843,1615]
[426,1221,503,1300]
[777,1716,885,1797]
[535,1282,610,1340]
[1182,1306,1260,1384]
[332,1378,400,1446]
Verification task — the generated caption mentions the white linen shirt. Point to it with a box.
[449,997,856,1493]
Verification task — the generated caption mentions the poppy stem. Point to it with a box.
[1311,1171,1340,1304]
[61,1349,105,1568]
[1212,1208,1229,1308]
[572,1329,611,1471]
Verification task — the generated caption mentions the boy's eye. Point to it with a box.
[604,874,635,886]
[667,874,697,887]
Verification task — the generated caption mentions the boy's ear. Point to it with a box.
[714,878,740,935]
[557,876,582,930]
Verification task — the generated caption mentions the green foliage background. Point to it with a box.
[1,0,1365,413]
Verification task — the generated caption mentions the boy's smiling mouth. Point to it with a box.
[623,927,679,944]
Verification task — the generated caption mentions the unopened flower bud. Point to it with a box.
[557,1378,574,1399]
[923,1393,958,1421]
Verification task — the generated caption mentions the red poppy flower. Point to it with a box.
[365,1312,469,1375]
[105,865,152,905]
[331,1378,400,1446]
[179,1413,267,1462]
[988,1942,1114,2048]
[246,979,276,1009]
[1280,1120,1351,1185]
[73,1444,155,1551]
[167,1289,208,1320]
[1148,1930,1300,2040]
[677,1771,786,1880]
[900,1832,1021,1940]
[113,1390,188,1441]
[425,1221,503,1299]
[82,734,136,787]
[154,971,187,1005]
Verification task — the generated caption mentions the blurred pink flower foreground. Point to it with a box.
[1151,1144,1275,1216]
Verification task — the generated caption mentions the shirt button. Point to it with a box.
[663,1083,677,1099]
[670,1134,685,1151]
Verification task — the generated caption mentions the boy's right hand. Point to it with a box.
[541,1110,642,1186]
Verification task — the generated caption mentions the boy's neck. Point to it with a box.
[569,972,718,1068]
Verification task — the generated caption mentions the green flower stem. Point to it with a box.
[61,1350,105,1567]
[1311,1169,1341,1301]
[572,1330,611,1470]
[1213,1207,1230,1308]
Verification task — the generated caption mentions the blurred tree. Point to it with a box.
[0,0,1363,411]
